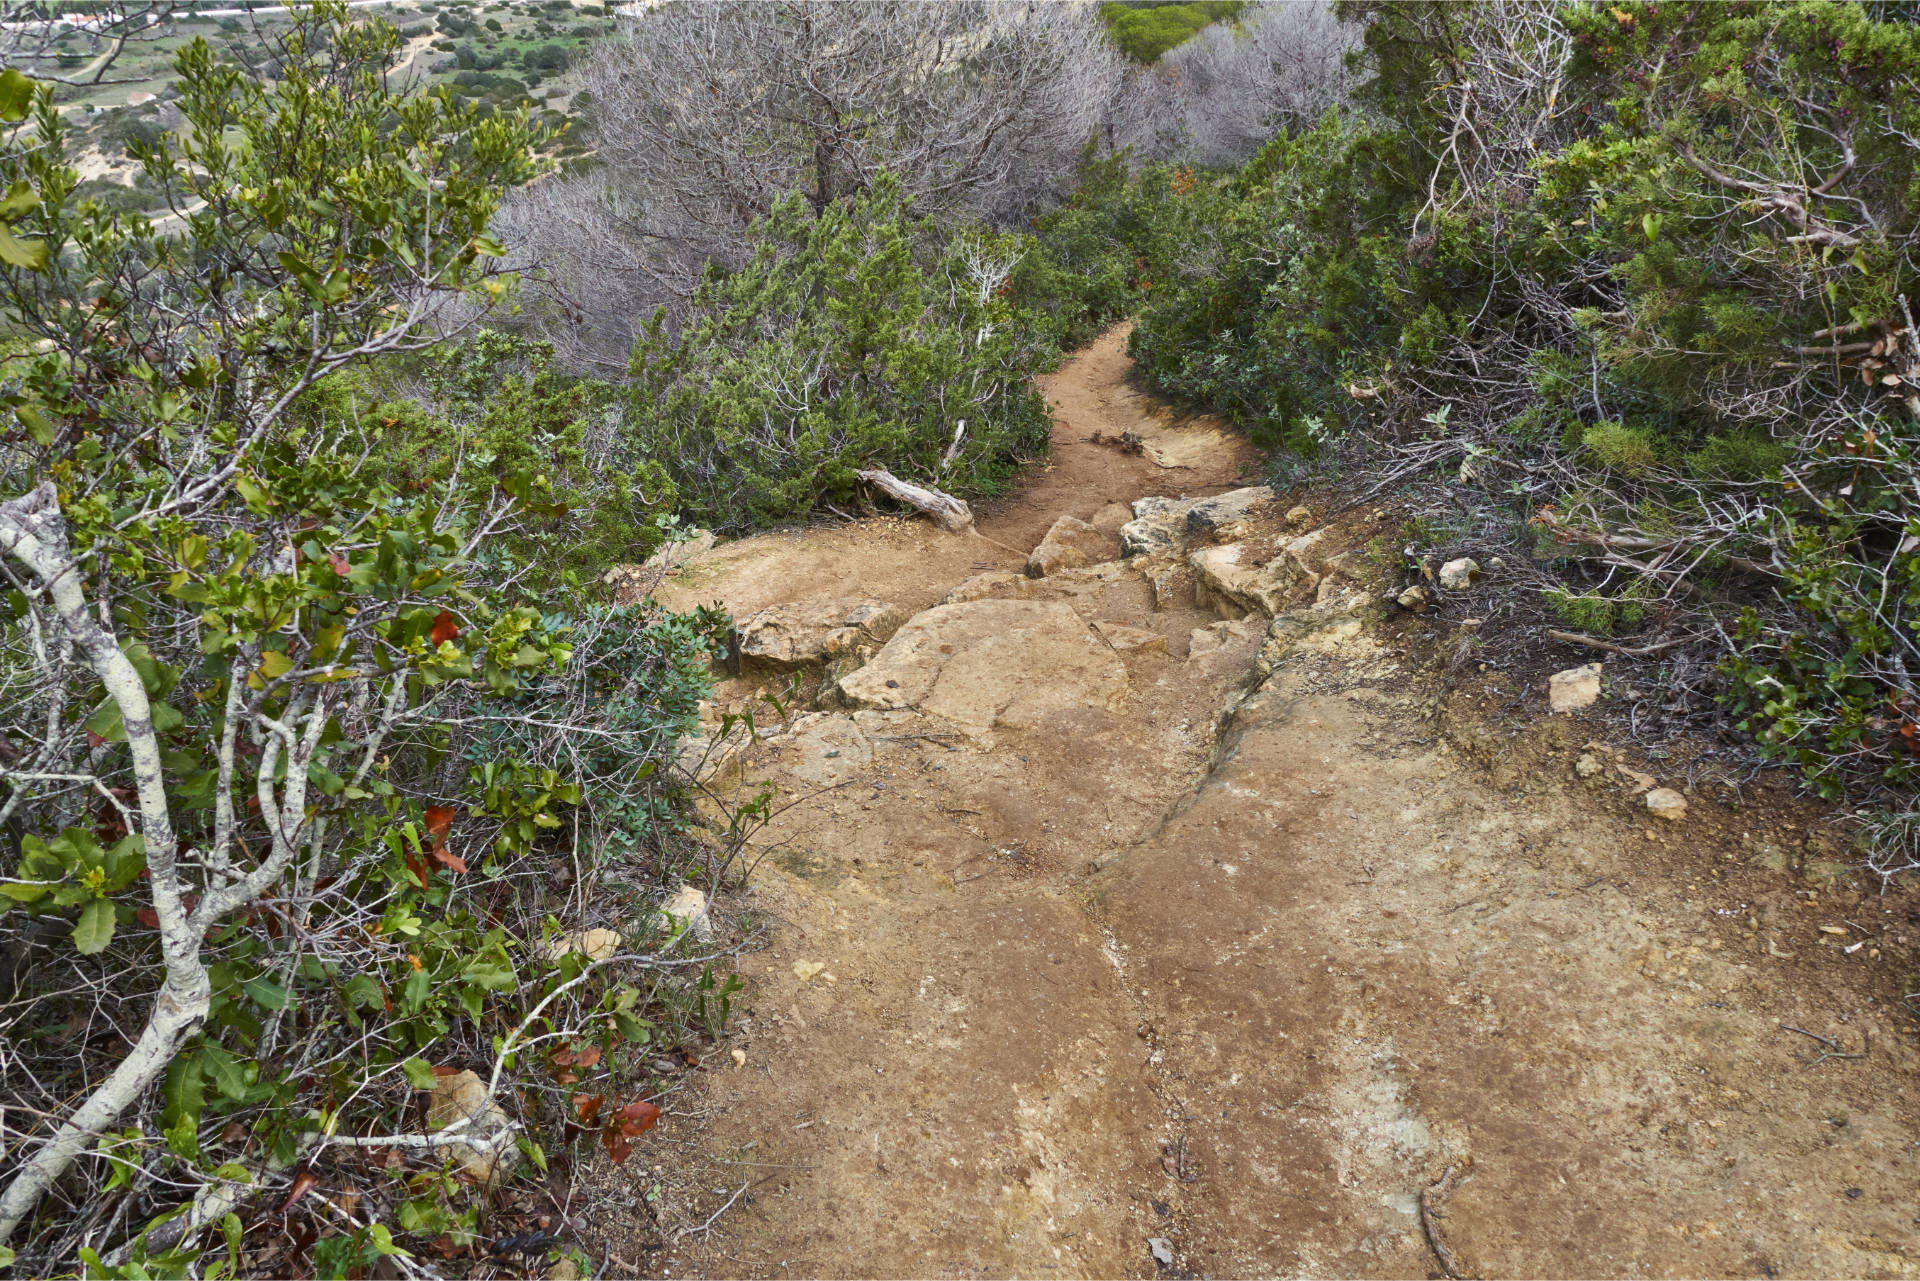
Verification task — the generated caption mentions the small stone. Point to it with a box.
[1575,753,1602,778]
[1646,788,1688,821]
[549,1259,582,1281]
[1396,585,1430,612]
[1488,557,1507,571]
[1438,557,1481,591]
[1148,1238,1174,1267]
[543,927,623,963]
[1285,504,1314,529]
[658,884,713,941]
[427,1070,515,1184]
[1548,662,1603,713]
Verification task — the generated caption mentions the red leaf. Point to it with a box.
[430,1065,462,1078]
[86,730,105,750]
[573,1044,603,1070]
[603,1129,634,1164]
[328,552,351,576]
[276,1169,321,1216]
[422,805,464,873]
[572,1093,604,1125]
[429,610,461,645]
[136,907,159,929]
[613,1099,661,1138]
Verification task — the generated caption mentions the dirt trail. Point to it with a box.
[626,329,1920,1279]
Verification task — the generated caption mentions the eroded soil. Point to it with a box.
[597,328,1920,1280]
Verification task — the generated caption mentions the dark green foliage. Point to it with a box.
[1092,1,1920,856]
[1098,1,1245,62]
[625,177,1054,531]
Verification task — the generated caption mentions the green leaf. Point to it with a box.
[85,700,127,743]
[200,1045,249,1101]
[0,221,47,271]
[242,976,290,1011]
[15,402,53,445]
[0,69,33,122]
[164,1110,200,1160]
[403,965,431,1011]
[73,898,115,954]
[401,1057,438,1090]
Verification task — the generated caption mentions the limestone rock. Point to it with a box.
[1189,617,1258,658]
[735,598,904,672]
[1190,542,1316,619]
[1027,514,1114,578]
[1092,620,1169,655]
[1575,753,1602,778]
[838,599,1127,735]
[543,927,623,964]
[1118,496,1190,558]
[1255,588,1373,675]
[1118,487,1274,558]
[1182,486,1275,543]
[1645,788,1688,822]
[427,1070,515,1184]
[1286,504,1314,529]
[772,712,873,787]
[1396,584,1430,612]
[1548,663,1603,713]
[941,572,1032,606]
[1438,557,1481,591]
[1141,556,1193,612]
[658,883,714,941]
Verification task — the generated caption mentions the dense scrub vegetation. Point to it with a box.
[15,0,1920,1272]
[0,7,746,1275]
[1098,0,1247,61]
[1086,1,1920,872]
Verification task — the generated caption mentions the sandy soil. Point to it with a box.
[592,327,1920,1280]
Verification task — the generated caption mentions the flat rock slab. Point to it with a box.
[838,599,1128,734]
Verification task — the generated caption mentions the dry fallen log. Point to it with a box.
[856,467,974,533]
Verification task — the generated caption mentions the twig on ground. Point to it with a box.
[677,1181,750,1242]
[1420,1160,1474,1280]
[1548,630,1698,657]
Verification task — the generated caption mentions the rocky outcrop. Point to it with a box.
[1092,620,1169,654]
[1118,487,1274,558]
[838,598,1127,735]
[1027,514,1116,578]
[734,599,905,673]
[1189,527,1332,620]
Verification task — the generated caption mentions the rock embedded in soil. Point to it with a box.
[1438,556,1481,591]
[1548,662,1604,713]
[543,927,623,963]
[1645,787,1688,821]
[658,883,714,941]
[837,598,1128,734]
[1027,514,1114,578]
[1119,487,1275,558]
[1286,504,1314,529]
[1093,620,1170,654]
[427,1070,515,1184]
[734,598,905,672]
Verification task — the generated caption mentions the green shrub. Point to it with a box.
[1580,421,1658,476]
[1098,1,1244,61]
[625,176,1054,531]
